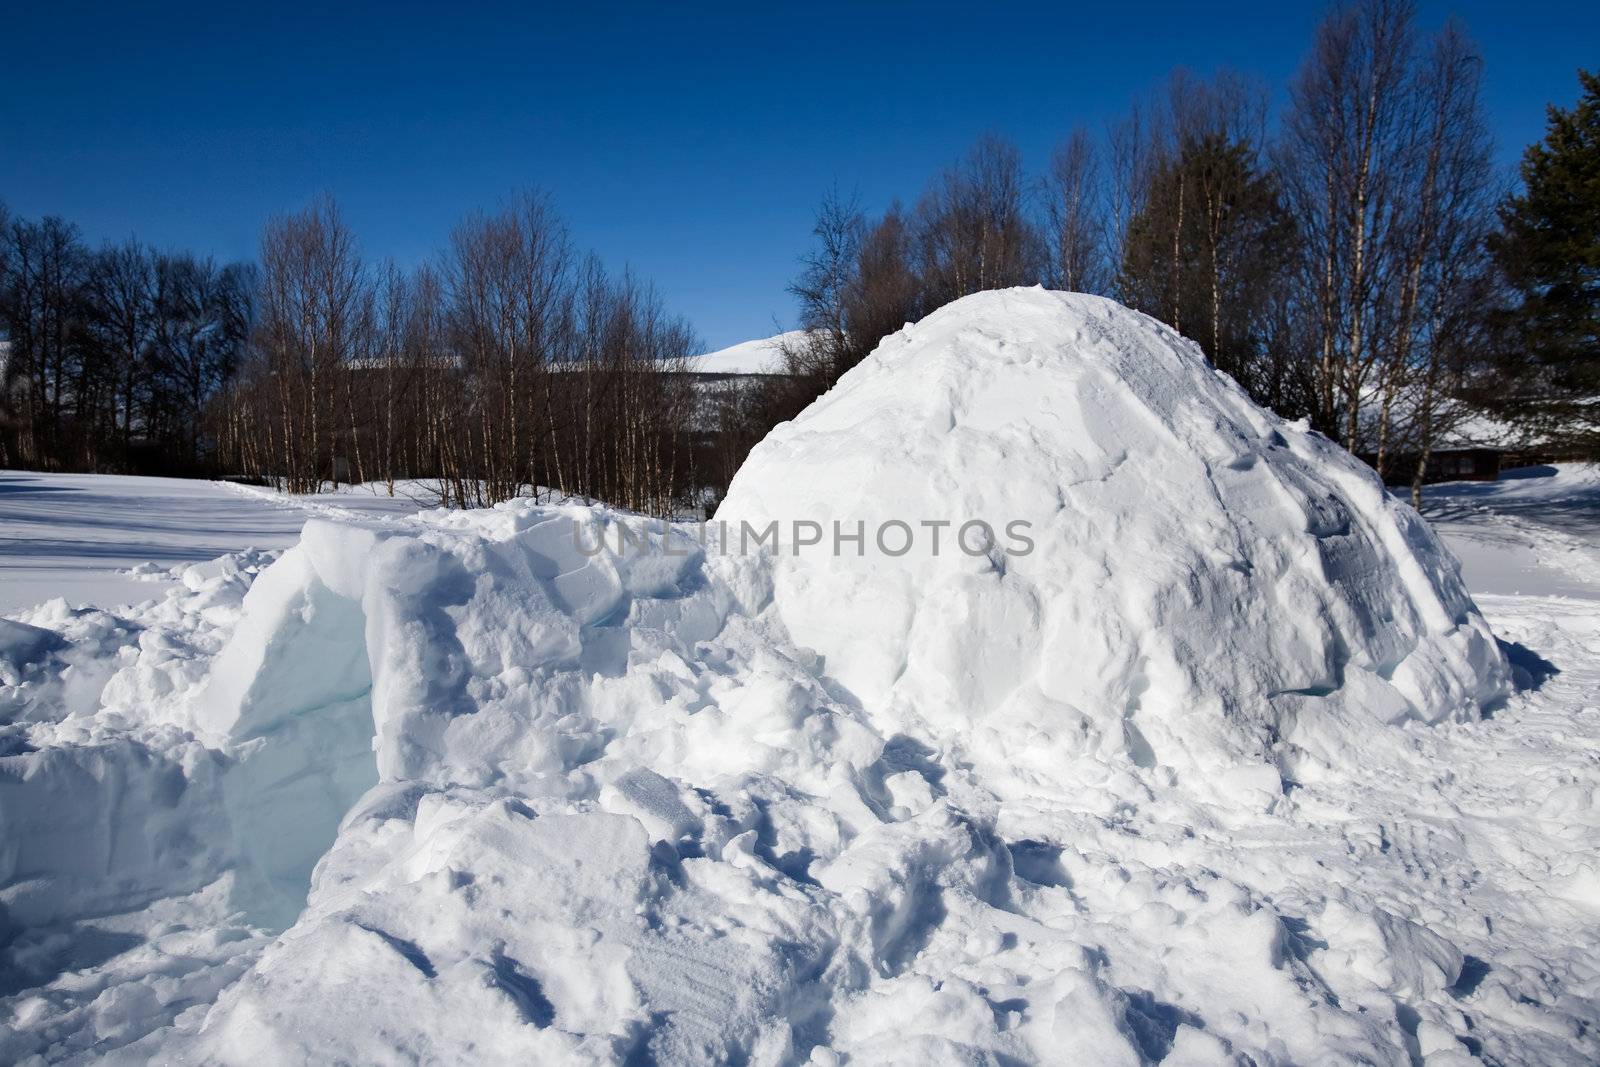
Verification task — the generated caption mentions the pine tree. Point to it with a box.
[1116,132,1298,412]
[1490,70,1600,451]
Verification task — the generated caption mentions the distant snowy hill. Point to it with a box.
[691,330,803,375]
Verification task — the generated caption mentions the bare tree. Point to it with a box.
[443,192,575,505]
[369,261,419,496]
[1042,128,1108,293]
[1,216,91,468]
[1283,0,1419,446]
[783,187,864,386]
[0,201,12,466]
[843,206,922,360]
[252,194,370,492]
[1401,23,1498,503]
[151,254,252,464]
[783,192,920,393]
[916,134,1042,306]
[87,240,156,457]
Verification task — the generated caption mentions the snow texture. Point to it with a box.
[1,289,1594,1066]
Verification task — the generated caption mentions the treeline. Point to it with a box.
[0,208,253,473]
[0,194,700,513]
[744,0,1587,504]
[213,194,698,512]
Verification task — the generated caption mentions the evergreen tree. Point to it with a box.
[1117,132,1299,411]
[1490,70,1600,451]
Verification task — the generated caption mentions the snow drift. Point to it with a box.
[1,289,1527,1064]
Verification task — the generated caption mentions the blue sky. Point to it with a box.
[2,1,1595,349]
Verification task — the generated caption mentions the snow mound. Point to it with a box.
[718,288,1508,790]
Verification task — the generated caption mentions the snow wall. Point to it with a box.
[0,288,1511,1063]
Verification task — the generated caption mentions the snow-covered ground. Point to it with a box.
[1,291,1597,1064]
[0,475,432,615]
[1422,464,1600,601]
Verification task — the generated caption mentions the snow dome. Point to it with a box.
[717,288,1508,786]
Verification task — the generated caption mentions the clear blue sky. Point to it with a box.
[2,1,1594,349]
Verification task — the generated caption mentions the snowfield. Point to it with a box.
[0,474,430,615]
[2,290,1597,1065]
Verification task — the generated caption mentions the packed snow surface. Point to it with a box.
[2,289,1596,1065]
